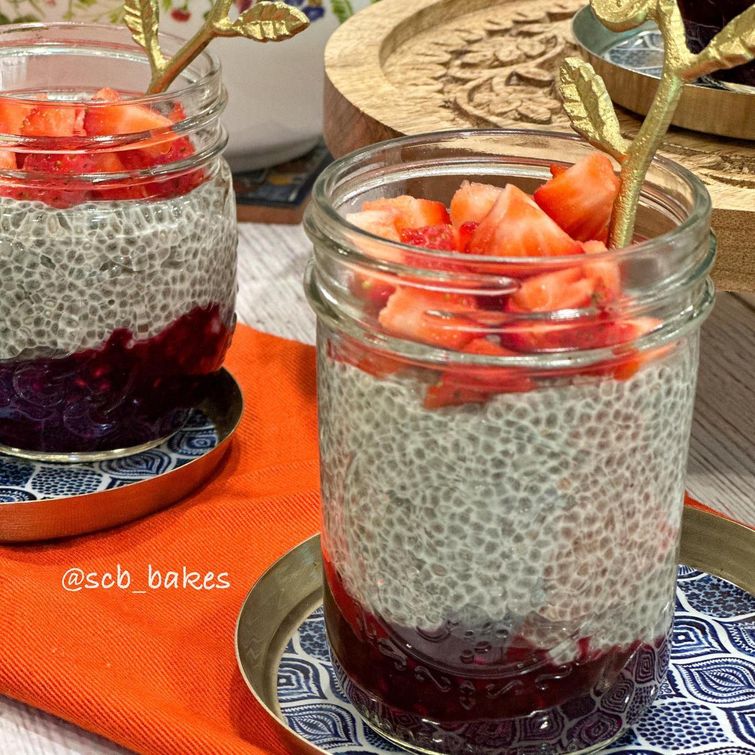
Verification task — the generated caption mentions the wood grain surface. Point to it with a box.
[0,222,751,754]
[323,0,755,291]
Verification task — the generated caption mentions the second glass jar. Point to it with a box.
[0,23,237,461]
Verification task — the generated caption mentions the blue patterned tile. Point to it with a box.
[0,409,218,501]
[278,567,755,753]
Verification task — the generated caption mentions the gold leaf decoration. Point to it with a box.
[684,5,755,79]
[123,0,166,75]
[230,1,310,42]
[558,57,629,161]
[590,0,656,32]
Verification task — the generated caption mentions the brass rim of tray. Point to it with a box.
[235,507,754,755]
[0,368,242,543]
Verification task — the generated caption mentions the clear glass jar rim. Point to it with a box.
[0,21,221,107]
[311,128,712,266]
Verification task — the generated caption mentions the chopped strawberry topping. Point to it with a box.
[400,224,455,251]
[469,184,583,257]
[449,181,503,228]
[509,267,595,312]
[363,195,450,231]
[0,150,16,170]
[534,152,620,243]
[0,99,36,135]
[581,240,621,306]
[424,338,533,408]
[455,221,479,252]
[22,105,85,137]
[378,287,479,350]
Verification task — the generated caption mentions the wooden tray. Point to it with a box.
[323,0,755,292]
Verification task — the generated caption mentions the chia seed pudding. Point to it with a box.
[0,164,237,456]
[319,338,695,753]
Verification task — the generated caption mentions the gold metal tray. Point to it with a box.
[0,369,242,542]
[235,507,754,754]
[573,6,755,141]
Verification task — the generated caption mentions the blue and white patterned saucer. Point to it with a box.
[0,368,241,541]
[277,567,755,754]
[0,409,218,503]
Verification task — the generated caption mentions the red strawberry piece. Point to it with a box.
[345,210,402,308]
[424,337,533,408]
[469,184,583,257]
[346,209,401,244]
[0,150,16,169]
[399,224,455,251]
[508,267,595,313]
[363,195,450,231]
[22,104,85,137]
[92,87,121,103]
[378,287,479,350]
[0,99,35,136]
[534,152,620,243]
[454,220,479,252]
[90,152,151,201]
[581,240,621,306]
[84,97,172,138]
[549,163,568,178]
[449,181,504,228]
[18,151,98,207]
[170,7,191,21]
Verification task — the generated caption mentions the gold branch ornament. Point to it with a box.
[558,0,755,248]
[124,0,310,94]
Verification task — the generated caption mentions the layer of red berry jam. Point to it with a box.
[0,88,203,207]
[324,562,670,755]
[0,304,232,454]
[342,151,665,408]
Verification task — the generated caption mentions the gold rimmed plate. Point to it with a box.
[0,368,242,542]
[235,507,755,754]
[573,6,755,141]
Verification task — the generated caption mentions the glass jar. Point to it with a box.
[304,130,714,754]
[0,23,237,461]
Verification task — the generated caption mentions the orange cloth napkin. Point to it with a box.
[0,325,746,755]
[0,325,321,755]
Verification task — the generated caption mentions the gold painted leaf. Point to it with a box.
[123,0,166,69]
[686,5,755,78]
[231,1,309,42]
[558,57,629,161]
[590,0,655,32]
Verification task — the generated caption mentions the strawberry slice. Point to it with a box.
[83,96,173,139]
[469,184,582,257]
[399,224,455,251]
[22,104,85,137]
[449,181,504,228]
[12,151,97,208]
[549,163,568,178]
[454,220,479,252]
[363,195,450,231]
[346,210,402,309]
[0,99,36,136]
[378,287,479,350]
[509,267,595,313]
[424,337,533,408]
[346,209,401,244]
[581,240,621,306]
[0,150,16,170]
[534,152,620,243]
